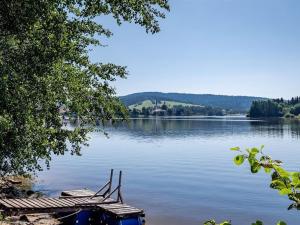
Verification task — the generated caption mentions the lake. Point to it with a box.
[36,117,300,225]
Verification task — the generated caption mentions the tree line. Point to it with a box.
[129,104,230,117]
[249,97,300,118]
[120,92,265,112]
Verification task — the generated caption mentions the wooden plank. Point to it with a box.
[38,198,63,208]
[100,203,131,208]
[66,198,87,204]
[61,189,96,197]
[26,199,50,208]
[65,198,90,206]
[3,199,24,208]
[110,209,143,214]
[38,198,57,208]
[53,198,75,207]
[14,199,34,208]
[57,198,76,207]
[100,205,134,210]
[108,207,143,212]
[20,199,43,208]
[0,199,15,208]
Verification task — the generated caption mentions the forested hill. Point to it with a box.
[120,92,266,112]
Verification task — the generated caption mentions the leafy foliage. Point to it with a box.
[204,145,300,225]
[291,103,300,116]
[230,145,300,210]
[204,220,231,225]
[203,219,287,225]
[0,0,169,176]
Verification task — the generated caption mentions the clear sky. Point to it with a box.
[90,0,300,99]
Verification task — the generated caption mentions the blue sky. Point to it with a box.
[90,0,300,98]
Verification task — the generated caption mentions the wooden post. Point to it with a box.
[109,169,113,193]
[90,169,114,199]
[117,171,124,204]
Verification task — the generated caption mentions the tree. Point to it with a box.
[141,107,150,117]
[249,100,283,118]
[161,103,168,110]
[0,0,170,176]
[131,108,140,118]
[291,103,300,116]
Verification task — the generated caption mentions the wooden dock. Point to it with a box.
[0,170,144,219]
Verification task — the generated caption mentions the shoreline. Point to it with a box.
[0,177,59,225]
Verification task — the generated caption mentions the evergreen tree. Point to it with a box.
[249,100,283,117]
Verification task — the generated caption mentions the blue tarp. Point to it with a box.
[74,210,143,225]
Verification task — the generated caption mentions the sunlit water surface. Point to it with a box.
[36,117,300,225]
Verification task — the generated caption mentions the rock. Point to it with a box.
[26,190,35,196]
[20,214,60,225]
[2,213,62,225]
[6,179,22,185]
[28,192,43,199]
[2,214,61,225]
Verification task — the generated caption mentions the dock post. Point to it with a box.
[117,171,124,204]
[108,169,113,194]
[90,169,114,199]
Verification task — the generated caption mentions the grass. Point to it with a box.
[128,100,201,110]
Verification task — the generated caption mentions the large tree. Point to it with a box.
[0,0,169,176]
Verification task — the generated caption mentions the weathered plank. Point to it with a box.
[38,198,62,208]
[3,199,23,208]
[14,199,34,208]
[26,199,49,208]
[61,189,96,197]
[0,199,15,208]
[0,189,144,218]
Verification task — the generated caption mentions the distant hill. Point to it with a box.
[128,100,199,110]
[120,92,266,112]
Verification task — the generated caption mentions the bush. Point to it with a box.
[291,103,300,116]
[284,113,295,118]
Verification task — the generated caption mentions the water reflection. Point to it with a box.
[101,117,300,140]
[38,117,300,225]
[249,119,300,139]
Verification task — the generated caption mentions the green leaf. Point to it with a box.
[279,188,292,195]
[220,222,231,225]
[291,172,300,184]
[203,220,216,225]
[277,221,287,225]
[264,167,272,174]
[230,147,240,151]
[248,156,256,165]
[234,155,245,166]
[270,180,286,189]
[250,161,261,173]
[274,166,290,178]
[251,147,259,154]
[252,221,263,225]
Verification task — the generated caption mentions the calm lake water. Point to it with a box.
[36,117,300,225]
